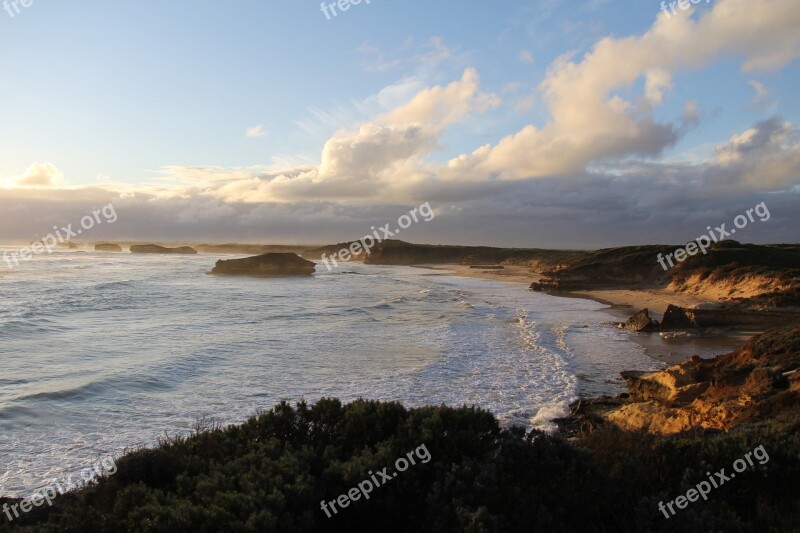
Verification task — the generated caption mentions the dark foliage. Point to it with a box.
[2,400,798,532]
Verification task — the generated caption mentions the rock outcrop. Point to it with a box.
[210,253,316,277]
[557,324,800,436]
[95,243,123,252]
[660,304,798,329]
[130,245,197,254]
[618,309,659,332]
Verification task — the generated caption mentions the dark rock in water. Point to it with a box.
[95,243,123,252]
[211,253,316,277]
[529,282,544,291]
[130,244,197,255]
[661,305,696,329]
[619,308,659,332]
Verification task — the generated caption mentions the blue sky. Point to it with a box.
[0,0,798,246]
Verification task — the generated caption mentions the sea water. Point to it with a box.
[1,248,666,495]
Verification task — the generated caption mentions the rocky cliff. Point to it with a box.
[559,324,800,436]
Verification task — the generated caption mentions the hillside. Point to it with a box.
[533,241,800,308]
[359,240,584,271]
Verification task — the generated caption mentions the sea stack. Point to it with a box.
[211,253,316,277]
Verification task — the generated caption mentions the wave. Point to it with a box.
[93,280,133,290]
[14,375,174,404]
[0,319,71,335]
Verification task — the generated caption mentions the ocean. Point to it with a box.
[1,248,665,496]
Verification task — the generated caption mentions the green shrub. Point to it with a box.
[2,400,798,532]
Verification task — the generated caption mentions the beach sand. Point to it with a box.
[416,264,711,316]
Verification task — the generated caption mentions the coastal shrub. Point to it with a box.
[2,400,798,532]
[576,414,800,532]
[1,400,621,532]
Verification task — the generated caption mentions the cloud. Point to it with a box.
[518,49,535,64]
[129,0,800,215]
[246,124,266,138]
[14,163,66,188]
[748,79,777,111]
[441,0,800,181]
[2,1,799,246]
[195,68,500,204]
[379,68,500,127]
[296,37,456,143]
[711,117,800,188]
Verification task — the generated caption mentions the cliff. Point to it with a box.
[559,324,800,436]
[533,241,800,310]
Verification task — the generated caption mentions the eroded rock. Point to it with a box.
[211,253,316,277]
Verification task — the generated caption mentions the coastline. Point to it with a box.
[414,263,714,313]
[416,263,754,365]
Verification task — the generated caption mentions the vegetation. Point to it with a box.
[362,239,586,268]
[672,241,800,296]
[2,399,798,532]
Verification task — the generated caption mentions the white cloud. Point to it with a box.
[2,1,799,246]
[246,124,266,138]
[519,49,535,64]
[440,0,800,181]
[14,163,66,188]
[197,68,500,204]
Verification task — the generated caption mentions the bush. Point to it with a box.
[2,400,798,532]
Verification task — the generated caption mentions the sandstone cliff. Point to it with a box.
[560,324,800,436]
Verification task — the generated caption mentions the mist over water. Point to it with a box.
[0,248,662,495]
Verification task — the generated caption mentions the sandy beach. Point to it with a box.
[418,264,714,318]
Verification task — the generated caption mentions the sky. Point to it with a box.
[0,0,798,247]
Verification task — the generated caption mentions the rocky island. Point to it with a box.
[210,252,316,277]
[95,243,123,252]
[130,244,198,254]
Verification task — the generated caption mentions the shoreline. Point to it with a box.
[415,263,755,365]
